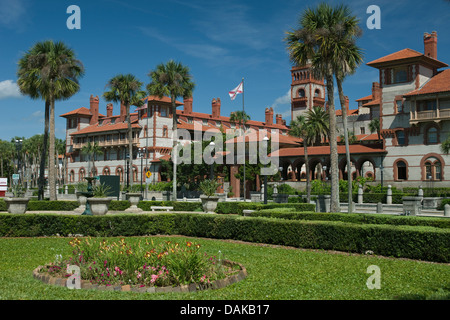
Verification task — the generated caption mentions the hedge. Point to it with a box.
[0,213,448,263]
[247,210,450,229]
[215,202,316,214]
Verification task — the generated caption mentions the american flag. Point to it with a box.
[135,97,148,111]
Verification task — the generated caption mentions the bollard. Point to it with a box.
[376,202,383,213]
[386,185,392,205]
[358,184,363,204]
[445,204,450,217]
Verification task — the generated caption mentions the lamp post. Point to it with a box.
[263,135,269,204]
[138,147,147,196]
[379,163,384,187]
[15,139,23,187]
[209,141,215,180]
[126,152,130,190]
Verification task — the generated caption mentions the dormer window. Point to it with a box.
[393,66,408,83]
[298,89,305,98]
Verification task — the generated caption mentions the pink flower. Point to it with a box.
[151,274,158,283]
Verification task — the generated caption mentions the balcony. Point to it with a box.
[410,108,450,124]
[73,138,140,149]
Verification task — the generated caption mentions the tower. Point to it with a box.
[290,64,326,121]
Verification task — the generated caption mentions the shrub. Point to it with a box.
[437,199,450,211]
[27,200,79,211]
[1,214,448,262]
[215,202,315,214]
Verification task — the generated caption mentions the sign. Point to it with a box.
[146,171,152,178]
[12,174,19,180]
[145,178,152,184]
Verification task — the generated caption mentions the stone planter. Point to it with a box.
[87,198,112,215]
[4,197,30,214]
[125,192,143,213]
[200,195,219,213]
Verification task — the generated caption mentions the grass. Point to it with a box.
[0,235,449,300]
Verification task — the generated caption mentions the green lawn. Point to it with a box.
[0,236,449,300]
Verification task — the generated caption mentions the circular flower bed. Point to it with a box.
[34,237,247,293]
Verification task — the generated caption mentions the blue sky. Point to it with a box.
[0,0,449,141]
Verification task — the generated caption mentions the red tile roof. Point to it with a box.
[270,144,385,157]
[146,95,183,105]
[70,121,141,136]
[225,130,302,146]
[404,69,450,97]
[355,94,372,102]
[60,107,92,118]
[336,108,359,116]
[363,98,381,107]
[367,48,448,68]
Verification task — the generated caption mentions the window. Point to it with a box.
[298,89,305,98]
[397,161,407,180]
[396,100,403,113]
[314,89,320,97]
[360,127,365,135]
[396,131,406,145]
[393,66,407,83]
[423,157,443,181]
[187,117,193,124]
[162,126,168,138]
[425,126,439,144]
[160,106,168,117]
[203,119,208,126]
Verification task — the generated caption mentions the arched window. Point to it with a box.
[423,156,443,181]
[298,89,305,98]
[314,89,320,97]
[396,161,407,180]
[103,167,110,176]
[79,168,85,182]
[116,167,123,182]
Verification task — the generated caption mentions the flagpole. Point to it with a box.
[242,77,246,202]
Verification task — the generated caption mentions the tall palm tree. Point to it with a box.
[81,141,103,178]
[289,115,313,203]
[230,110,251,136]
[285,3,360,212]
[103,74,146,188]
[147,60,195,201]
[17,40,84,200]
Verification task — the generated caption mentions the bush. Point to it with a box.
[27,200,79,211]
[437,199,450,211]
[0,214,448,262]
[245,210,450,229]
[215,202,315,214]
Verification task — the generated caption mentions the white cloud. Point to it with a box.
[270,90,291,110]
[22,110,44,123]
[0,80,22,99]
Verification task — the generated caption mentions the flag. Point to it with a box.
[135,97,148,111]
[229,81,243,101]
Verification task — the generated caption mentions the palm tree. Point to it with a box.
[147,60,195,201]
[441,135,450,154]
[103,74,146,188]
[81,141,103,178]
[17,40,84,200]
[285,3,360,212]
[305,106,330,146]
[230,110,251,135]
[289,115,313,203]
[369,118,381,143]
[339,131,357,145]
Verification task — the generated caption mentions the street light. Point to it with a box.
[209,141,215,180]
[15,139,23,187]
[379,163,384,187]
[263,135,269,204]
[138,147,147,196]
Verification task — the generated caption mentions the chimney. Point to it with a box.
[106,103,113,117]
[120,102,126,122]
[265,107,273,125]
[344,96,350,114]
[424,31,437,60]
[183,96,193,114]
[212,98,221,118]
[89,95,99,125]
[276,114,283,125]
[372,82,381,101]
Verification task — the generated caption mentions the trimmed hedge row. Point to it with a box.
[249,210,450,229]
[215,202,315,214]
[0,213,448,263]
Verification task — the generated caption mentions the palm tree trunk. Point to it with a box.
[336,78,352,213]
[38,100,50,200]
[171,98,177,201]
[127,104,133,187]
[304,143,311,203]
[49,98,57,200]
[326,72,340,213]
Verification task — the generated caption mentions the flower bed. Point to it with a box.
[33,237,246,292]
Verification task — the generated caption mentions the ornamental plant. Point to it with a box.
[41,237,233,288]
